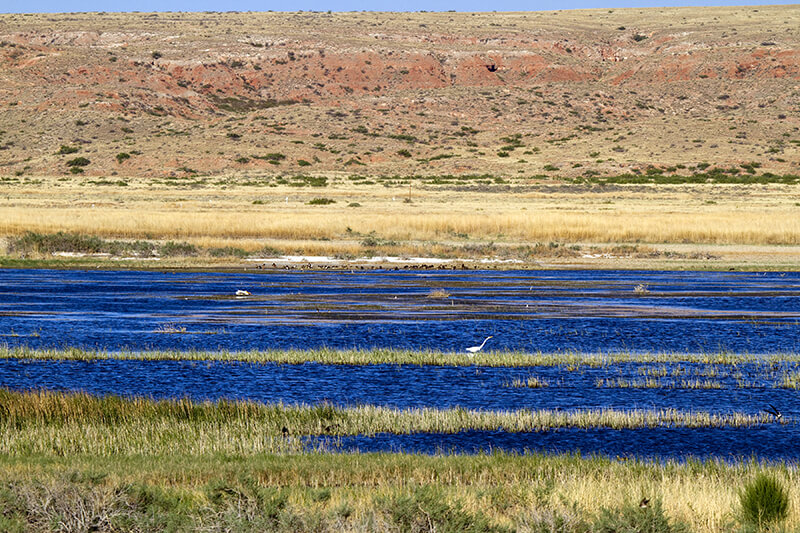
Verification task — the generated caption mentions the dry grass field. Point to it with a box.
[2,173,800,269]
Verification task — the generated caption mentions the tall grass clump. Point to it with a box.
[738,474,790,531]
[594,499,689,533]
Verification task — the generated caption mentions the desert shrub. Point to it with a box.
[116,152,131,163]
[307,198,335,205]
[593,499,689,533]
[288,175,327,187]
[397,149,412,158]
[57,145,79,155]
[67,157,90,167]
[297,159,311,166]
[739,474,790,530]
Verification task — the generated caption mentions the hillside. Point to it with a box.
[0,6,798,180]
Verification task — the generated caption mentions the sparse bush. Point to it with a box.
[739,474,790,530]
[397,149,412,158]
[307,198,336,205]
[208,246,248,258]
[8,232,105,255]
[67,157,90,167]
[383,486,508,533]
[297,159,311,166]
[159,241,198,257]
[521,505,589,533]
[57,145,79,155]
[116,152,131,163]
[593,499,689,533]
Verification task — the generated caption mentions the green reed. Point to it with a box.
[3,346,800,367]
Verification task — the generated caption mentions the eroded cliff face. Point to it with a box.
[0,7,798,178]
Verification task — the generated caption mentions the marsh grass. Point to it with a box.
[0,389,774,460]
[4,346,799,367]
[505,375,550,388]
[597,377,724,390]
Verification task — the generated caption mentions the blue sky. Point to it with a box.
[3,0,796,14]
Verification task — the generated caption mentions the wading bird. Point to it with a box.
[235,290,251,296]
[764,404,783,421]
[466,336,493,355]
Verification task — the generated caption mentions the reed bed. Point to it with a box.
[3,345,800,367]
[3,206,800,245]
[0,389,774,458]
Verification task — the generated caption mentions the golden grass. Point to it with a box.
[3,205,800,245]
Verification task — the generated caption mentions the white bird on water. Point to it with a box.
[466,336,493,355]
[235,290,251,296]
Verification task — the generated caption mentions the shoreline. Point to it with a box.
[2,252,800,272]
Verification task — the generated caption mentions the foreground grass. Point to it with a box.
[0,389,797,532]
[4,345,800,367]
[1,448,799,532]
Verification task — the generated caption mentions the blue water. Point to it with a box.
[314,426,798,462]
[1,359,796,415]
[1,268,799,353]
[2,267,800,460]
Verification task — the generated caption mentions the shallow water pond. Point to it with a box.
[1,268,799,353]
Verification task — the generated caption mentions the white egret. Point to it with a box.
[466,336,493,355]
[235,290,251,296]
